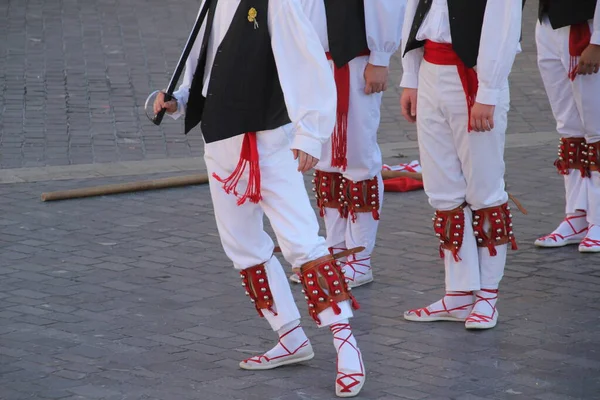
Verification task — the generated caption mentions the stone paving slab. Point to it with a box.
[1,143,600,400]
[1,0,555,168]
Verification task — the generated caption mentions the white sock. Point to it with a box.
[263,320,309,359]
[330,319,362,375]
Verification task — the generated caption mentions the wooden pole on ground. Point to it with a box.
[40,171,422,202]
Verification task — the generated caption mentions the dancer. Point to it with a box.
[534,0,600,252]
[399,0,522,330]
[154,0,366,396]
[290,0,406,288]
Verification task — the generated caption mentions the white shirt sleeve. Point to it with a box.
[269,0,337,159]
[591,0,600,45]
[170,2,207,120]
[399,0,423,89]
[475,0,522,105]
[364,0,406,67]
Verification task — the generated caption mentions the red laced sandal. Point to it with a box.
[535,213,588,247]
[579,224,600,253]
[404,291,475,322]
[465,289,499,330]
[331,323,365,398]
[343,254,373,288]
[239,324,314,370]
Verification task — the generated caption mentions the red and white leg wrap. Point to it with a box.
[433,203,467,262]
[580,224,600,252]
[313,170,347,218]
[331,321,365,397]
[580,143,600,252]
[472,203,517,256]
[465,289,499,330]
[404,291,475,322]
[240,263,277,317]
[239,320,314,370]
[340,176,380,223]
[299,254,360,325]
[555,137,589,178]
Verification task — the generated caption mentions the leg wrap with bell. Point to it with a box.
[313,170,347,218]
[240,263,277,318]
[299,254,360,325]
[472,203,517,256]
[340,176,381,223]
[555,137,589,177]
[433,203,467,262]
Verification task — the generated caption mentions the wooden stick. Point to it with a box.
[41,174,210,202]
[40,170,423,202]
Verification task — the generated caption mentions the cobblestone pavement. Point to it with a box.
[1,143,600,400]
[1,0,554,168]
[1,1,600,400]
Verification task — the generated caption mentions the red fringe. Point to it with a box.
[213,132,262,206]
[331,64,350,170]
[568,22,592,81]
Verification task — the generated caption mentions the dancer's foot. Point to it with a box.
[404,291,474,322]
[239,322,314,370]
[331,322,365,398]
[534,212,587,247]
[343,255,373,288]
[579,224,600,253]
[465,289,499,330]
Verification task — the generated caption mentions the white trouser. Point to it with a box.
[536,19,600,225]
[416,60,510,291]
[204,124,353,330]
[316,55,384,263]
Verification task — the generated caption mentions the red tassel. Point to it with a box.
[331,64,350,170]
[331,301,342,315]
[351,296,360,310]
[213,132,262,206]
[568,22,592,81]
[372,209,380,221]
[452,250,462,263]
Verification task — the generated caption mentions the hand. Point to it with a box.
[470,102,495,132]
[577,44,600,75]
[364,63,389,94]
[292,149,319,173]
[153,91,178,115]
[400,88,418,123]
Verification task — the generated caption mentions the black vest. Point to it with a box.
[539,0,597,29]
[324,0,369,68]
[403,0,487,68]
[184,0,290,143]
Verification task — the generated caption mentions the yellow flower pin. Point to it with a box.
[248,7,259,29]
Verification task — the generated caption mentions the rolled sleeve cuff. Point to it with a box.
[291,134,323,160]
[369,51,392,67]
[591,32,600,46]
[476,86,499,106]
[399,73,419,89]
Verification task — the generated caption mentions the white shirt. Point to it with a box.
[400,0,522,106]
[300,0,406,67]
[592,0,600,45]
[171,0,337,159]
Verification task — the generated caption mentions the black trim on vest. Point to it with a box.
[324,0,369,68]
[184,0,290,143]
[538,0,597,29]
[403,0,487,69]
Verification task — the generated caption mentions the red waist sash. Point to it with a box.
[424,40,478,132]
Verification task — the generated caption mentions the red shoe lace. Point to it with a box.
[407,291,474,317]
[343,255,370,283]
[537,214,587,242]
[241,325,309,365]
[580,225,600,248]
[466,289,498,324]
[331,323,364,394]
